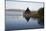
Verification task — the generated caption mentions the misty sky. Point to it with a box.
[6,0,44,2]
[6,0,44,11]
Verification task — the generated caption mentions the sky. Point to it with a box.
[6,0,44,2]
[6,0,44,11]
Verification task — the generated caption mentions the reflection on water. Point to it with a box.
[5,10,44,31]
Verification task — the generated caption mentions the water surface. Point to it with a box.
[5,10,43,30]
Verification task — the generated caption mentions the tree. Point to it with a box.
[38,8,44,16]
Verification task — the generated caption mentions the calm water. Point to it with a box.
[5,10,43,30]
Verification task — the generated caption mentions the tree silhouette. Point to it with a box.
[23,8,31,22]
[38,7,44,25]
[38,8,44,16]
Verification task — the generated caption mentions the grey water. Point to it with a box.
[5,10,44,30]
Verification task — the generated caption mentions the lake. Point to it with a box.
[5,10,44,31]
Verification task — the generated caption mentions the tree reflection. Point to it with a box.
[24,17,30,22]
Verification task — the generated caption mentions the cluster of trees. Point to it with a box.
[23,8,31,22]
[38,8,44,18]
[37,8,44,25]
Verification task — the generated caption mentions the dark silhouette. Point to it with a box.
[25,17,30,22]
[23,8,31,22]
[38,8,44,25]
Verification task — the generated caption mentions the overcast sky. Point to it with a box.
[6,0,44,2]
[6,0,44,11]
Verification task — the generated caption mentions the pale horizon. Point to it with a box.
[6,1,44,11]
